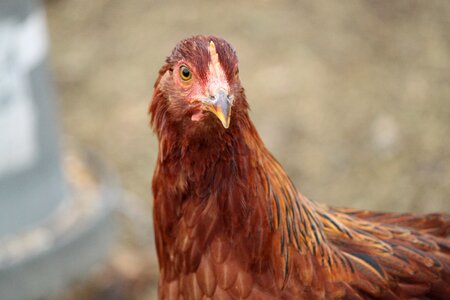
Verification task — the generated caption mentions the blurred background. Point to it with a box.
[1,0,449,299]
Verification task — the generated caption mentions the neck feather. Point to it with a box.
[151,93,325,280]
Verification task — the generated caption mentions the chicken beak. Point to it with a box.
[205,90,231,129]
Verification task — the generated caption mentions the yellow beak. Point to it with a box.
[205,91,231,129]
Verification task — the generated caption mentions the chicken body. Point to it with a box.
[150,35,450,299]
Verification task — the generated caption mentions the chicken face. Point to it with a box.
[155,36,239,129]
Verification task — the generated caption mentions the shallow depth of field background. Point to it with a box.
[45,0,449,299]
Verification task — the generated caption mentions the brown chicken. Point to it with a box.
[149,35,450,299]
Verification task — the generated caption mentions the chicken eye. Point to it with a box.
[179,65,192,81]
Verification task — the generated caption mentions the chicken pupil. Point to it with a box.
[181,67,190,78]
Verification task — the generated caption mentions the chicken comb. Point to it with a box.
[207,40,229,94]
[209,41,220,69]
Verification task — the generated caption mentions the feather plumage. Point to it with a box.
[150,35,450,299]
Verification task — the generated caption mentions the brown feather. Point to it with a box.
[150,35,450,299]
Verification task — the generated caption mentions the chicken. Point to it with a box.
[149,35,450,299]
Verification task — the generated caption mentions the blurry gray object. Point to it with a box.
[0,1,118,299]
[0,0,64,238]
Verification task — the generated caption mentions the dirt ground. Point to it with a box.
[45,0,449,299]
